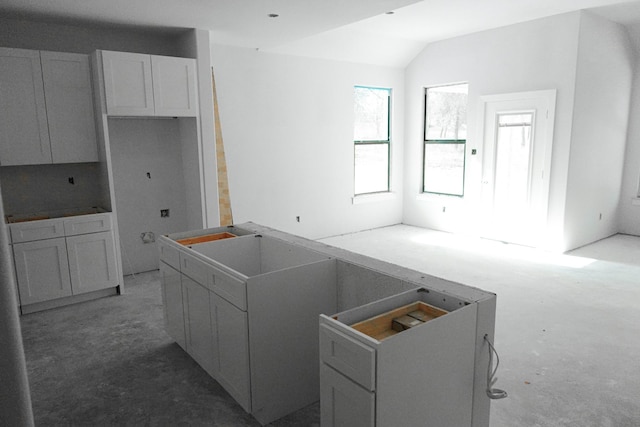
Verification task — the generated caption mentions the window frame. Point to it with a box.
[353,85,391,196]
[422,83,468,197]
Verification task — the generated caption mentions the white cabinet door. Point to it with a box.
[13,237,72,304]
[151,55,198,117]
[160,262,186,349]
[0,47,51,165]
[212,293,251,412]
[101,50,154,116]
[40,51,98,163]
[320,364,375,427]
[66,231,118,295]
[182,276,216,375]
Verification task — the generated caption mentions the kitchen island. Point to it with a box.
[158,222,497,426]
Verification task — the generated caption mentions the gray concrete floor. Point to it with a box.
[20,225,640,426]
[321,226,640,427]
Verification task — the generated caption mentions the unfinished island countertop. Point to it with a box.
[158,222,497,427]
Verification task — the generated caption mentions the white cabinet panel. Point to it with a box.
[67,231,118,295]
[13,237,72,304]
[40,51,98,163]
[10,219,65,243]
[102,50,154,116]
[151,55,198,117]
[160,262,186,349]
[63,213,112,236]
[213,293,251,412]
[320,364,374,427]
[183,277,216,375]
[100,51,197,117]
[0,47,51,165]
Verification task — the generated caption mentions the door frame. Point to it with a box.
[478,89,557,246]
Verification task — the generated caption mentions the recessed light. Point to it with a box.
[268,13,279,18]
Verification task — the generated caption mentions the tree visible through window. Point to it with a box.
[423,83,468,196]
[354,86,390,195]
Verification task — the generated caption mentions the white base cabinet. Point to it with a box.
[9,212,119,313]
[159,224,497,427]
[13,237,72,304]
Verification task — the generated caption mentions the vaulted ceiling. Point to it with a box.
[2,0,640,66]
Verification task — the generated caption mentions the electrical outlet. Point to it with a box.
[161,209,170,218]
[68,177,75,185]
[296,216,300,222]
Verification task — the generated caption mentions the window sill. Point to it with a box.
[352,192,396,205]
[416,192,463,202]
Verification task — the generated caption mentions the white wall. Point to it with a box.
[564,11,635,250]
[210,45,404,239]
[108,119,189,274]
[403,12,581,250]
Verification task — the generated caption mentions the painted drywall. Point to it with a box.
[108,118,189,275]
[619,59,640,236]
[0,18,184,56]
[210,45,404,239]
[564,11,634,250]
[403,12,582,250]
[0,163,104,215]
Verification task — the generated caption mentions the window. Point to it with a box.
[353,86,391,195]
[423,83,468,196]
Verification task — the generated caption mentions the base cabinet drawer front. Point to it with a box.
[210,268,247,310]
[182,277,216,375]
[212,293,251,412]
[67,231,118,295]
[320,364,375,427]
[13,238,72,304]
[63,213,112,236]
[180,252,209,286]
[320,324,376,391]
[10,219,65,243]
[159,241,181,270]
[160,262,186,349]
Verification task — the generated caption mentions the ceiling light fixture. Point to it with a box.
[268,13,279,18]
[385,11,394,15]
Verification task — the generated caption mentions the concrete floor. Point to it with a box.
[20,225,640,426]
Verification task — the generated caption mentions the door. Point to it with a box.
[212,293,251,412]
[0,47,51,165]
[101,50,154,116]
[160,262,186,349]
[66,231,118,295]
[480,90,556,247]
[13,238,72,304]
[151,55,198,117]
[182,277,216,375]
[320,363,375,427]
[41,51,98,163]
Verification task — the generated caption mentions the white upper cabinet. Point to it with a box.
[41,51,99,163]
[0,48,98,166]
[101,50,154,116]
[101,50,198,117]
[0,47,52,165]
[152,55,198,117]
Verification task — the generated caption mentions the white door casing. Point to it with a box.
[479,90,556,247]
